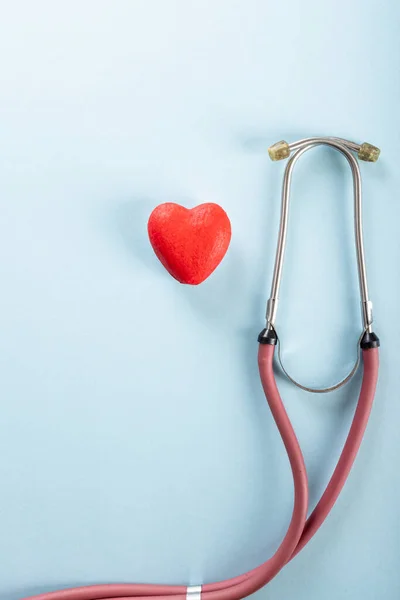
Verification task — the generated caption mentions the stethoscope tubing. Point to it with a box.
[23,345,379,600]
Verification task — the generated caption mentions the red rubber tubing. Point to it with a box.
[22,345,379,600]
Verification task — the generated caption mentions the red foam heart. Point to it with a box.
[147,202,232,285]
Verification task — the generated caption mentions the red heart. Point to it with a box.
[147,202,232,285]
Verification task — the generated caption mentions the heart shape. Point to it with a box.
[147,202,231,285]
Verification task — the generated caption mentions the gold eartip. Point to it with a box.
[268,140,290,161]
[358,142,380,162]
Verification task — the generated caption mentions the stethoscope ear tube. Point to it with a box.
[24,344,378,600]
[263,136,380,394]
[257,343,379,564]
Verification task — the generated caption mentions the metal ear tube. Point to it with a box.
[259,136,380,392]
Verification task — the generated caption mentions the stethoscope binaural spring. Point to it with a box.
[258,136,380,392]
[21,135,381,600]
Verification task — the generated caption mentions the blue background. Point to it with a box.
[0,2,399,599]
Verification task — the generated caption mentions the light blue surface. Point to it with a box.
[0,2,399,598]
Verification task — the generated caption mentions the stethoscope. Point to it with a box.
[22,136,380,600]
